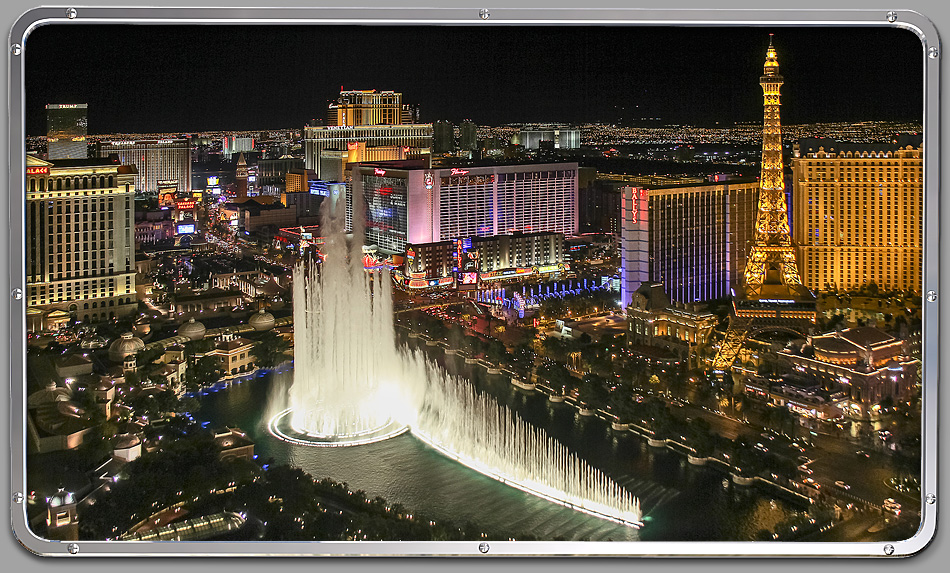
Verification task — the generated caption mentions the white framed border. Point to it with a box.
[6,6,940,557]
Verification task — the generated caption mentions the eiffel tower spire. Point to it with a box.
[742,35,809,299]
[709,36,816,375]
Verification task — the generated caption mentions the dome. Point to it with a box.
[48,489,75,508]
[886,360,904,372]
[178,318,206,341]
[112,433,142,450]
[248,309,276,331]
[108,332,145,362]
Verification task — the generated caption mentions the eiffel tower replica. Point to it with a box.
[711,36,817,375]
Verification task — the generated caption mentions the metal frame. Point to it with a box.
[6,6,940,557]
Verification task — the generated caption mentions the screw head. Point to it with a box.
[927,290,937,302]
[926,493,936,504]
[883,544,895,555]
[12,492,23,504]
[478,542,490,553]
[11,288,22,300]
[886,11,898,23]
[479,9,490,20]
[10,43,21,55]
[67,543,80,554]
[929,47,939,59]
[66,8,77,19]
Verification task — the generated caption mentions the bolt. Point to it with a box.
[927,290,937,302]
[929,47,939,59]
[883,544,895,555]
[67,543,80,554]
[10,43,21,56]
[926,493,936,504]
[11,288,22,300]
[12,492,23,504]
[479,9,490,20]
[66,8,77,19]
[886,11,898,23]
[478,542,490,553]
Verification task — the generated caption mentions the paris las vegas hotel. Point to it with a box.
[791,133,923,294]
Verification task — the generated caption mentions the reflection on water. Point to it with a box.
[196,355,801,541]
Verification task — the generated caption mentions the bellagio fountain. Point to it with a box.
[267,185,642,528]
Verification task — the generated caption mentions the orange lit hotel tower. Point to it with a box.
[712,37,817,373]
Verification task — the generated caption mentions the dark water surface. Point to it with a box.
[195,350,802,541]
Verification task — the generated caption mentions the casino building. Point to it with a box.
[621,178,759,305]
[97,139,192,197]
[25,155,138,332]
[791,134,924,294]
[304,89,432,182]
[350,161,579,255]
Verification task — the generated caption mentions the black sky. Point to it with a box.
[24,25,923,135]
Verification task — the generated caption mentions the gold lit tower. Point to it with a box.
[711,36,816,374]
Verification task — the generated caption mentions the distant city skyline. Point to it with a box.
[25,25,923,136]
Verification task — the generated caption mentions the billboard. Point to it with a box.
[176,223,196,235]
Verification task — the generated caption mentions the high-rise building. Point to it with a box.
[222,136,255,159]
[350,161,579,254]
[620,179,759,306]
[432,120,456,154]
[791,135,923,293]
[46,104,88,160]
[712,36,818,374]
[97,139,192,197]
[25,155,138,332]
[516,127,581,150]
[306,90,433,181]
[459,120,477,152]
[328,90,406,126]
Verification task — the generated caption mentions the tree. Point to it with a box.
[252,330,291,368]
[187,355,223,391]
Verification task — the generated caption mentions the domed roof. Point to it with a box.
[112,433,142,450]
[248,309,276,331]
[178,318,206,341]
[48,488,75,508]
[108,332,145,362]
[886,360,904,372]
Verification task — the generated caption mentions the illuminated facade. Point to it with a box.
[222,136,254,159]
[97,139,192,197]
[791,135,923,293]
[403,232,566,289]
[46,103,88,160]
[620,179,759,306]
[328,90,409,126]
[780,327,917,418]
[305,90,433,181]
[626,282,718,364]
[303,124,432,182]
[25,155,138,332]
[352,162,578,254]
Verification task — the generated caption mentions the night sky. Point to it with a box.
[24,25,924,135]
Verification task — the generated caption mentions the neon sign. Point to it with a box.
[631,188,639,224]
[450,168,470,176]
[374,168,387,176]
[424,172,434,190]
[176,200,196,210]
[26,166,49,175]
[347,142,360,151]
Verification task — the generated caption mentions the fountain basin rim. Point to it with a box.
[268,408,410,447]
[409,428,644,530]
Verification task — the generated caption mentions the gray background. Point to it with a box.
[2,0,945,569]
